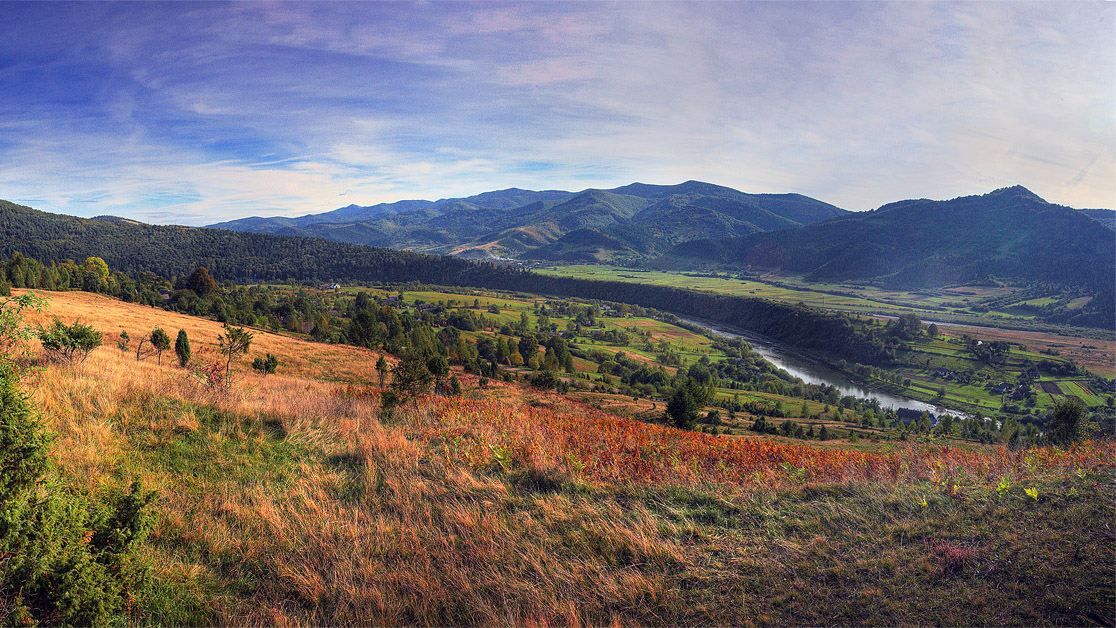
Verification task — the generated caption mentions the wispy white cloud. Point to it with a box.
[0,1,1111,225]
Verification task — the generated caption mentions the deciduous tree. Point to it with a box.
[150,327,171,365]
[217,324,253,387]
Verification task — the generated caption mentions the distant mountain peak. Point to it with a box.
[985,185,1046,203]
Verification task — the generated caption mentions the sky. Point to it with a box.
[0,1,1113,225]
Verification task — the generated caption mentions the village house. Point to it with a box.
[989,382,1014,395]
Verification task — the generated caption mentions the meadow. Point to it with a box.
[536,265,1015,315]
[9,289,1114,624]
[537,265,1113,339]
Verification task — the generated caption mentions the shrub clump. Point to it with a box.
[0,366,154,625]
[38,319,103,364]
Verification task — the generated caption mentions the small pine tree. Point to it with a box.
[375,354,388,388]
[389,350,434,403]
[117,330,130,352]
[428,354,450,391]
[175,329,191,367]
[252,353,279,375]
[1,366,154,625]
[1049,397,1087,444]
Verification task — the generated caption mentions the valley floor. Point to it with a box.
[538,265,1116,376]
[14,290,1116,625]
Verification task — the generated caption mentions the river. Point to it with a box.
[680,317,968,417]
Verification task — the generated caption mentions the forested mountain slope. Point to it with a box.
[207,181,847,260]
[1,199,489,284]
[668,186,1115,292]
[1080,208,1116,230]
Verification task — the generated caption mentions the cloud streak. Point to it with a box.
[0,1,1112,224]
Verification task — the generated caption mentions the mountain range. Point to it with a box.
[3,181,1113,298]
[208,181,848,261]
[667,186,1115,291]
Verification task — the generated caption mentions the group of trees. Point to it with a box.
[115,323,258,387]
[750,416,831,441]
[666,361,717,429]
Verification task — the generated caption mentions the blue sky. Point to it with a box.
[0,1,1113,224]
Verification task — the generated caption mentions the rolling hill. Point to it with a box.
[0,198,496,285]
[207,181,848,260]
[9,287,1115,625]
[667,186,1116,293]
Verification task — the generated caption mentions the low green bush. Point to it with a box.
[0,366,154,625]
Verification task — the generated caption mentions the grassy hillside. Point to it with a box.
[7,289,1114,624]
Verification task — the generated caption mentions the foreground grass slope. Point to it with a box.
[16,290,1115,625]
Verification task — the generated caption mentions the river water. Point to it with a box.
[681,317,965,416]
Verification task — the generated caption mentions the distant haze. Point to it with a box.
[0,1,1112,224]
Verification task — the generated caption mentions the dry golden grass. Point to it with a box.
[17,289,1116,625]
[24,306,687,623]
[15,288,384,383]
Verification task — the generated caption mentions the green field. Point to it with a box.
[874,336,1109,414]
[535,265,1096,331]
